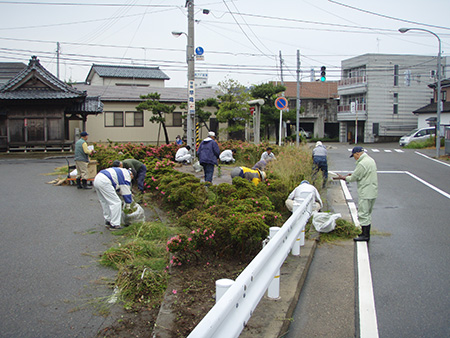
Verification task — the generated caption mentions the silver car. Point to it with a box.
[399,127,435,146]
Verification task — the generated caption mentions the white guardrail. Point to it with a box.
[187,193,314,338]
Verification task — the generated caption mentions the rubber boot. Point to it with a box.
[354,225,370,242]
[82,179,92,189]
[76,177,82,189]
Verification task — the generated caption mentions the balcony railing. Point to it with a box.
[338,76,367,87]
[338,103,366,113]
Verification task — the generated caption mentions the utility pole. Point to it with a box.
[56,42,60,79]
[186,0,196,156]
[296,50,301,146]
[279,51,284,146]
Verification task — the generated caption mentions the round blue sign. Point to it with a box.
[195,47,204,56]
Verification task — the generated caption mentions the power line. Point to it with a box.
[328,0,450,31]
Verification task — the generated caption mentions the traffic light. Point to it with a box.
[320,66,326,82]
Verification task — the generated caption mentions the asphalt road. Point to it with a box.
[324,144,449,337]
[0,157,122,338]
[286,143,449,338]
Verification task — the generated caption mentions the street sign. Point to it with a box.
[275,97,288,110]
[195,46,204,56]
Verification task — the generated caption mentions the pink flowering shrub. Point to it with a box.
[166,227,217,263]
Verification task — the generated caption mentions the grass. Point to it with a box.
[99,221,173,309]
[404,136,444,149]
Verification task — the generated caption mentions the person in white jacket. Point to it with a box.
[285,180,322,212]
[94,167,134,231]
[175,145,192,164]
[219,149,236,164]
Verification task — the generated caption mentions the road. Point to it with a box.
[0,157,122,338]
[288,143,450,337]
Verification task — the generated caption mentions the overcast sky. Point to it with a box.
[1,0,449,87]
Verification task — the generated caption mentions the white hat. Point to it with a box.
[208,131,216,137]
[315,141,323,147]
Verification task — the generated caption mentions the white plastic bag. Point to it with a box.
[122,202,145,226]
[193,161,203,173]
[312,211,341,233]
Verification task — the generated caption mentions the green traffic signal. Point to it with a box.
[320,66,326,82]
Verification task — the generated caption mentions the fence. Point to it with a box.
[187,194,314,338]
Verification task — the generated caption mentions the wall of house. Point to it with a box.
[340,54,440,143]
[89,73,165,87]
[85,101,221,146]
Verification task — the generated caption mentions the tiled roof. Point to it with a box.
[0,56,85,100]
[413,101,450,114]
[73,84,218,103]
[272,81,339,99]
[87,64,170,82]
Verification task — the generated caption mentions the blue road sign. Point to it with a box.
[195,47,204,56]
[275,97,288,110]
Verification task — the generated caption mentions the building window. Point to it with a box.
[373,123,379,136]
[172,112,182,127]
[394,65,399,86]
[393,93,398,114]
[125,111,143,127]
[105,112,124,127]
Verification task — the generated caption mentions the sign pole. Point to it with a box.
[279,110,283,145]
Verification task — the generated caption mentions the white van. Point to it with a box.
[399,127,435,146]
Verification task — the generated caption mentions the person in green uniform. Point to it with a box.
[113,159,147,193]
[334,146,378,242]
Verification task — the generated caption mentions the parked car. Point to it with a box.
[299,128,312,139]
[399,127,435,146]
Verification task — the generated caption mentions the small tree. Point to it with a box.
[136,93,176,145]
[249,82,286,142]
[216,78,252,136]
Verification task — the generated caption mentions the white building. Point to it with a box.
[337,54,449,143]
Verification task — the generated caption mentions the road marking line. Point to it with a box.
[415,151,450,168]
[357,242,380,338]
[405,171,450,199]
[394,149,404,153]
[372,149,380,152]
[337,178,378,337]
[384,149,392,153]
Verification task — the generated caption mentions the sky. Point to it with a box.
[1,0,449,87]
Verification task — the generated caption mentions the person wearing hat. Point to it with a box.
[219,148,236,164]
[197,131,220,183]
[230,166,266,186]
[260,147,276,162]
[285,180,323,212]
[74,131,94,189]
[93,166,134,231]
[312,141,328,186]
[175,145,192,164]
[334,146,378,242]
[112,159,146,193]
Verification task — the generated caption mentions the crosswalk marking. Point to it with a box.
[346,148,404,153]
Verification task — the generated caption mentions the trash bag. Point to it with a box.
[193,161,203,173]
[122,202,145,226]
[312,211,341,233]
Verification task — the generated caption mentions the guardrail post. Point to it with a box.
[267,227,281,299]
[291,202,305,256]
[215,278,235,303]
